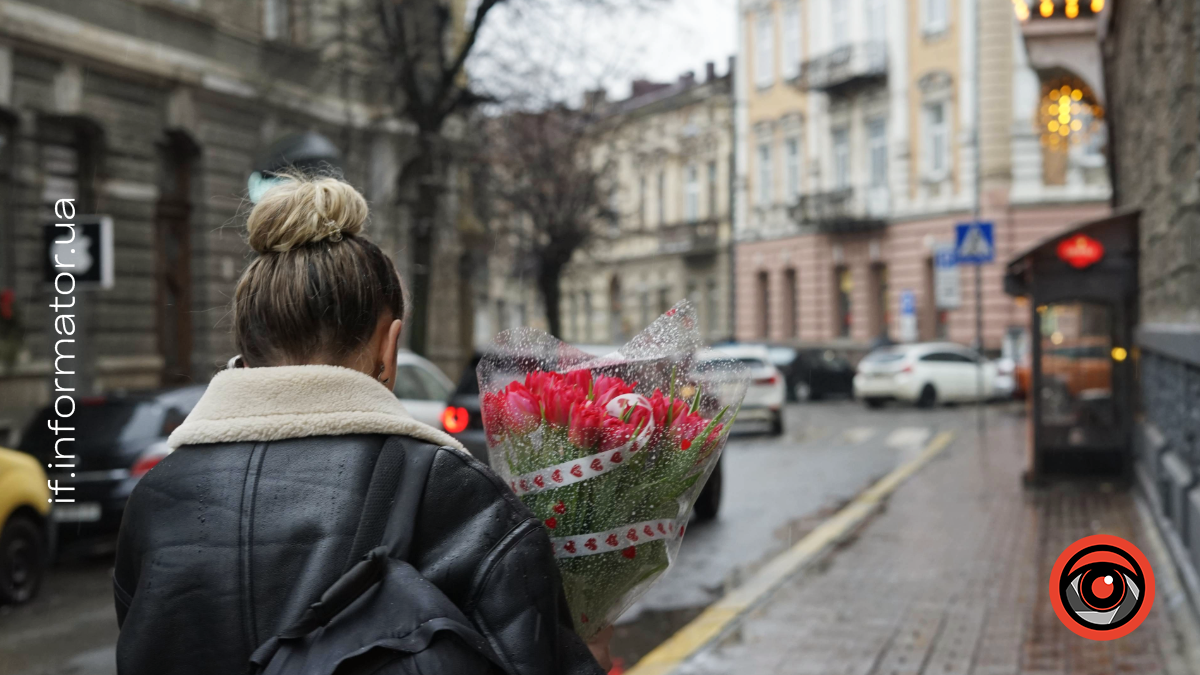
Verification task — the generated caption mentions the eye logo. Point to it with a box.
[1049,534,1154,640]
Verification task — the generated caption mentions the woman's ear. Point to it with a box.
[377,319,403,387]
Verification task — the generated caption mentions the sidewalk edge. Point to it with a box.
[625,430,957,675]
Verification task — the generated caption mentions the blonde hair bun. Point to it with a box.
[246,174,369,254]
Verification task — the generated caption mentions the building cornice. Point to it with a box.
[0,0,408,132]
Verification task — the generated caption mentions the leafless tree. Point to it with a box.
[481,104,617,338]
[357,0,658,355]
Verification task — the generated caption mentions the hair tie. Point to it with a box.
[325,219,343,242]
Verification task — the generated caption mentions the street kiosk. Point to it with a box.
[1004,210,1140,481]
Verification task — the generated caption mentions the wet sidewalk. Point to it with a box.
[674,412,1200,675]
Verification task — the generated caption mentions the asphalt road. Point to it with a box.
[0,399,990,675]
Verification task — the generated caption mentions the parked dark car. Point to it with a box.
[767,346,856,401]
[444,351,724,521]
[17,386,206,544]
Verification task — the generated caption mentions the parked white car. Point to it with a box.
[392,351,455,428]
[705,345,786,435]
[853,342,998,409]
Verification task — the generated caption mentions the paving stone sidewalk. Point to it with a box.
[677,413,1200,675]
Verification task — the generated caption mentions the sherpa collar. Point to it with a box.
[167,364,468,453]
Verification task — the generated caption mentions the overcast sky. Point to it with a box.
[472,0,738,105]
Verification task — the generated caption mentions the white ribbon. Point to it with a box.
[507,393,656,497]
[550,517,686,558]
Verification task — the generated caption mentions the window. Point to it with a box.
[785,137,802,200]
[755,10,776,88]
[831,0,849,48]
[923,0,948,33]
[412,366,451,401]
[707,160,719,218]
[835,266,852,338]
[657,171,666,225]
[392,365,430,401]
[757,271,771,339]
[924,102,948,180]
[868,118,887,188]
[638,174,647,227]
[684,164,700,222]
[263,0,289,41]
[784,268,798,338]
[757,141,773,206]
[782,2,802,80]
[832,127,850,190]
[641,291,652,328]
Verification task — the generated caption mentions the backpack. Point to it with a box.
[249,438,507,675]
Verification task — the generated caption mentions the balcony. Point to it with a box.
[659,219,720,257]
[788,187,889,233]
[793,42,888,94]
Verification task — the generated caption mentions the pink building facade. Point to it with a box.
[734,202,1109,350]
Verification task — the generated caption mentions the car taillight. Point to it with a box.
[900,364,914,374]
[754,375,778,386]
[131,448,172,478]
[442,406,469,434]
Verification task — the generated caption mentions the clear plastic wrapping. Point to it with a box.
[478,301,750,638]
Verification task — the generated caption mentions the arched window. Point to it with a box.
[1038,75,1106,186]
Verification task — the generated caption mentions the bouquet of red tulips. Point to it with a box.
[478,302,749,638]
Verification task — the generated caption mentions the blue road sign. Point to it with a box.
[935,244,958,269]
[955,222,995,264]
[900,290,916,316]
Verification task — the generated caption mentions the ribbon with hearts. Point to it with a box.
[550,518,686,559]
[507,394,656,497]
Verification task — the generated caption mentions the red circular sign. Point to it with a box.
[1056,234,1105,269]
[1048,534,1154,641]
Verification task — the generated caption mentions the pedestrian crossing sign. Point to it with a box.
[955,222,995,264]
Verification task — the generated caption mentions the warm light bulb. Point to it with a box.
[1071,120,1082,131]
[1112,346,1128,362]
[1072,89,1084,101]
[1066,4,1079,17]
[1059,126,1070,136]
[1048,120,1060,132]
[1040,0,1054,16]
[1091,0,1105,11]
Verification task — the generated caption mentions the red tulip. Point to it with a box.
[567,402,605,449]
[543,386,573,427]
[503,382,541,435]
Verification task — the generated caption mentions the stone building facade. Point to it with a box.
[1103,0,1200,599]
[0,0,471,437]
[559,65,736,345]
[734,0,1111,352]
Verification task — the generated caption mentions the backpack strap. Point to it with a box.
[344,437,439,567]
[251,438,443,669]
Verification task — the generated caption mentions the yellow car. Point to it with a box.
[0,446,51,604]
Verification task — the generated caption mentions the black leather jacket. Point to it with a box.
[113,434,603,675]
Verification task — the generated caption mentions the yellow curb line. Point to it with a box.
[626,430,957,675]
